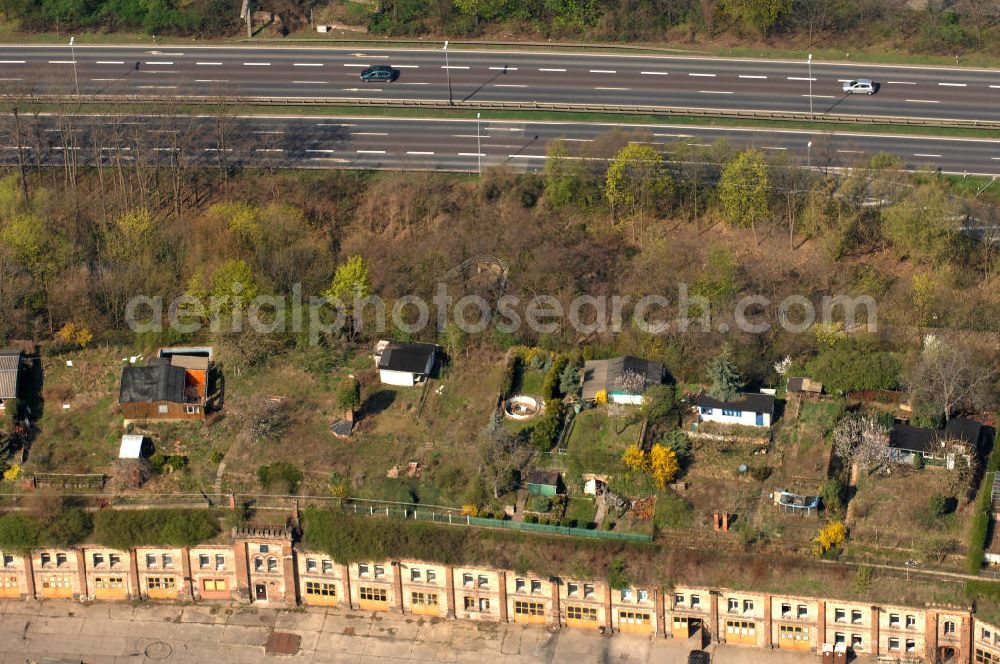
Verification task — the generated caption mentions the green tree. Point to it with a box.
[0,513,39,553]
[604,142,674,228]
[719,149,770,245]
[326,255,371,303]
[336,377,362,413]
[707,347,742,401]
[453,0,507,22]
[807,345,901,393]
[543,139,580,209]
[639,384,677,426]
[882,181,960,264]
[439,322,467,359]
[721,0,792,35]
[40,508,92,547]
[209,259,260,314]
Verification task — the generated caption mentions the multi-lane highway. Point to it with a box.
[5,113,1000,175]
[1,45,999,123]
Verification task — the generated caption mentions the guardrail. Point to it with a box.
[4,93,1000,129]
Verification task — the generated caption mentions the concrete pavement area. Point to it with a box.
[0,599,826,664]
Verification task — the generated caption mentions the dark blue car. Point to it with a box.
[360,65,398,82]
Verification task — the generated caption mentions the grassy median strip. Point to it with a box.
[5,100,1000,141]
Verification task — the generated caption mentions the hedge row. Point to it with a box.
[967,426,1000,574]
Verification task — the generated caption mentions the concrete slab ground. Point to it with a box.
[0,599,832,664]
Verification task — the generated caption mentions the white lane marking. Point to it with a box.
[991,157,1000,161]
[689,72,715,77]
[96,60,124,65]
[407,151,435,155]
[357,150,386,154]
[837,150,864,154]
[48,60,75,64]
[562,138,593,142]
[91,78,123,81]
[788,77,816,81]
[393,64,419,68]
[888,81,915,84]
[762,146,787,150]
[803,94,835,98]
[489,66,518,71]
[317,123,356,127]
[255,148,283,152]
[906,99,940,103]
[253,130,284,134]
[0,78,22,81]
[399,82,429,85]
[590,69,616,74]
[458,152,486,156]
[453,134,487,138]
[196,62,223,66]
[306,149,337,153]
[147,70,178,74]
[0,60,26,64]
[739,74,766,79]
[442,65,469,69]
[204,148,233,152]
[700,90,733,94]
[653,133,693,138]
[352,132,389,136]
[641,71,668,75]
[153,147,178,151]
[137,85,178,89]
[686,143,710,147]
[342,87,382,92]
[343,64,368,68]
[507,154,547,159]
[145,61,173,65]
[243,62,271,66]
[195,79,229,83]
[539,68,566,72]
[836,79,853,82]
[913,153,942,157]
[595,87,630,91]
[293,63,323,67]
[990,85,1000,89]
[938,82,966,87]
[495,83,528,87]
[293,80,326,84]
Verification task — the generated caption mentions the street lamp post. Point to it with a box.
[477,112,482,176]
[443,40,452,106]
[69,36,80,96]
[807,141,812,170]
[808,53,813,118]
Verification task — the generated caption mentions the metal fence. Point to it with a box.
[341,498,653,542]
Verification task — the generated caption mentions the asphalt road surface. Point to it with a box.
[4,113,1000,175]
[1,45,1000,122]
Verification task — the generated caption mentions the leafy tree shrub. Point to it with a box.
[529,400,565,452]
[336,377,362,412]
[210,450,225,464]
[257,461,303,494]
[707,347,742,401]
[542,356,568,400]
[913,452,925,470]
[807,345,901,393]
[929,494,953,518]
[608,556,631,589]
[40,508,92,547]
[0,513,39,553]
[661,430,692,464]
[93,510,219,551]
[819,478,846,514]
[813,521,847,558]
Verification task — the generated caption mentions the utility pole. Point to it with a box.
[477,112,482,176]
[69,36,80,96]
[808,53,813,118]
[444,41,452,106]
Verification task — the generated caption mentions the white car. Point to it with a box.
[843,79,876,95]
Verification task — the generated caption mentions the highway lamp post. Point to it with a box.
[444,40,453,106]
[808,53,813,119]
[69,36,80,97]
[807,141,812,170]
[477,112,482,176]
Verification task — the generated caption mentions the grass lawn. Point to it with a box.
[559,407,642,477]
[564,496,597,527]
[848,467,970,566]
[516,368,546,397]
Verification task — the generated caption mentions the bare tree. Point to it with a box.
[479,414,528,499]
[909,335,996,422]
[833,415,892,476]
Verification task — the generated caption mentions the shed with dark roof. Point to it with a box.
[374,340,440,386]
[0,350,21,402]
[581,355,664,404]
[695,391,776,428]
